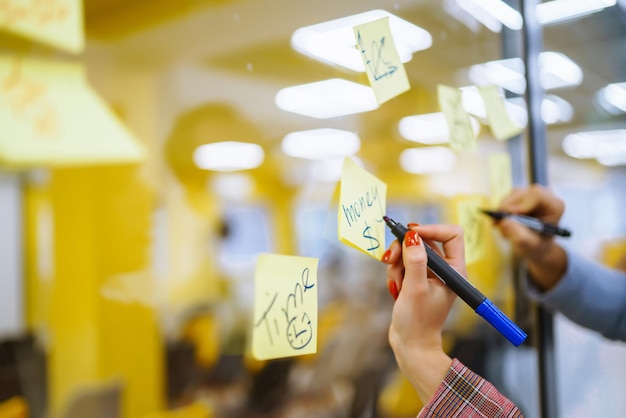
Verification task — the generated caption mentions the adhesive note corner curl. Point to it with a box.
[338,157,387,260]
[252,253,319,361]
[437,84,476,152]
[0,54,146,168]
[0,0,84,54]
[353,16,410,105]
[478,84,524,141]
[453,195,488,265]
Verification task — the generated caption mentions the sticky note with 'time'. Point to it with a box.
[252,253,319,360]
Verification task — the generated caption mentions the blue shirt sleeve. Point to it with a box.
[526,247,626,341]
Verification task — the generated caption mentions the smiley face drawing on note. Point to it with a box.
[337,157,388,260]
[252,253,319,361]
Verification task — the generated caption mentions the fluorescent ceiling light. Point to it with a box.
[456,0,523,32]
[310,157,347,182]
[444,0,484,33]
[542,94,574,124]
[468,59,526,94]
[291,9,432,72]
[400,146,458,174]
[597,82,626,114]
[282,128,360,159]
[562,129,626,166]
[275,78,378,119]
[502,97,528,127]
[193,141,264,172]
[505,95,573,126]
[537,0,617,25]
[398,112,481,144]
[468,52,583,94]
[210,173,254,201]
[539,52,584,90]
[460,85,487,119]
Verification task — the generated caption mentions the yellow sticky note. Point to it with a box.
[252,253,319,361]
[338,157,387,259]
[0,0,84,54]
[0,54,145,167]
[353,17,410,105]
[453,195,487,265]
[438,84,476,152]
[488,153,513,208]
[479,84,524,140]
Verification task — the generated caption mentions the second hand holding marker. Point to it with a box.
[383,216,527,347]
[481,209,571,237]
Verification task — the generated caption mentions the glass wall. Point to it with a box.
[0,1,624,417]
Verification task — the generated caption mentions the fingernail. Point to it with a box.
[381,249,391,263]
[407,223,420,228]
[405,230,421,247]
[388,279,399,300]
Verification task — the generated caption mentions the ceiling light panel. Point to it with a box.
[398,112,481,144]
[468,52,583,94]
[193,141,264,172]
[400,146,458,174]
[275,78,378,119]
[562,129,626,166]
[537,0,617,25]
[291,9,432,72]
[281,128,361,160]
[597,82,626,114]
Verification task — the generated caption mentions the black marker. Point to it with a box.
[481,209,571,237]
[383,216,527,347]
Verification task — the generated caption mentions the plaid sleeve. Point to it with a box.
[417,358,523,418]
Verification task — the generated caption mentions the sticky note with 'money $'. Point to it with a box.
[353,16,410,105]
[252,253,318,361]
[438,84,477,152]
[337,157,387,260]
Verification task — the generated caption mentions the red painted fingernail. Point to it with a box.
[405,230,421,247]
[407,223,420,228]
[388,279,399,300]
[381,249,391,263]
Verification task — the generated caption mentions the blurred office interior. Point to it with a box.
[0,0,625,417]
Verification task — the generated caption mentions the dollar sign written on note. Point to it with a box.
[362,221,380,253]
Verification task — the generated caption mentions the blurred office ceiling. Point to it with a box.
[82,0,626,166]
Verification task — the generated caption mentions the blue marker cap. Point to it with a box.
[475,299,527,346]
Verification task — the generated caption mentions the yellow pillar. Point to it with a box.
[24,164,164,418]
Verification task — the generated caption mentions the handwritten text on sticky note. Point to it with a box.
[338,157,387,259]
[479,84,523,141]
[0,0,84,53]
[438,84,476,152]
[354,17,410,105]
[252,254,318,360]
